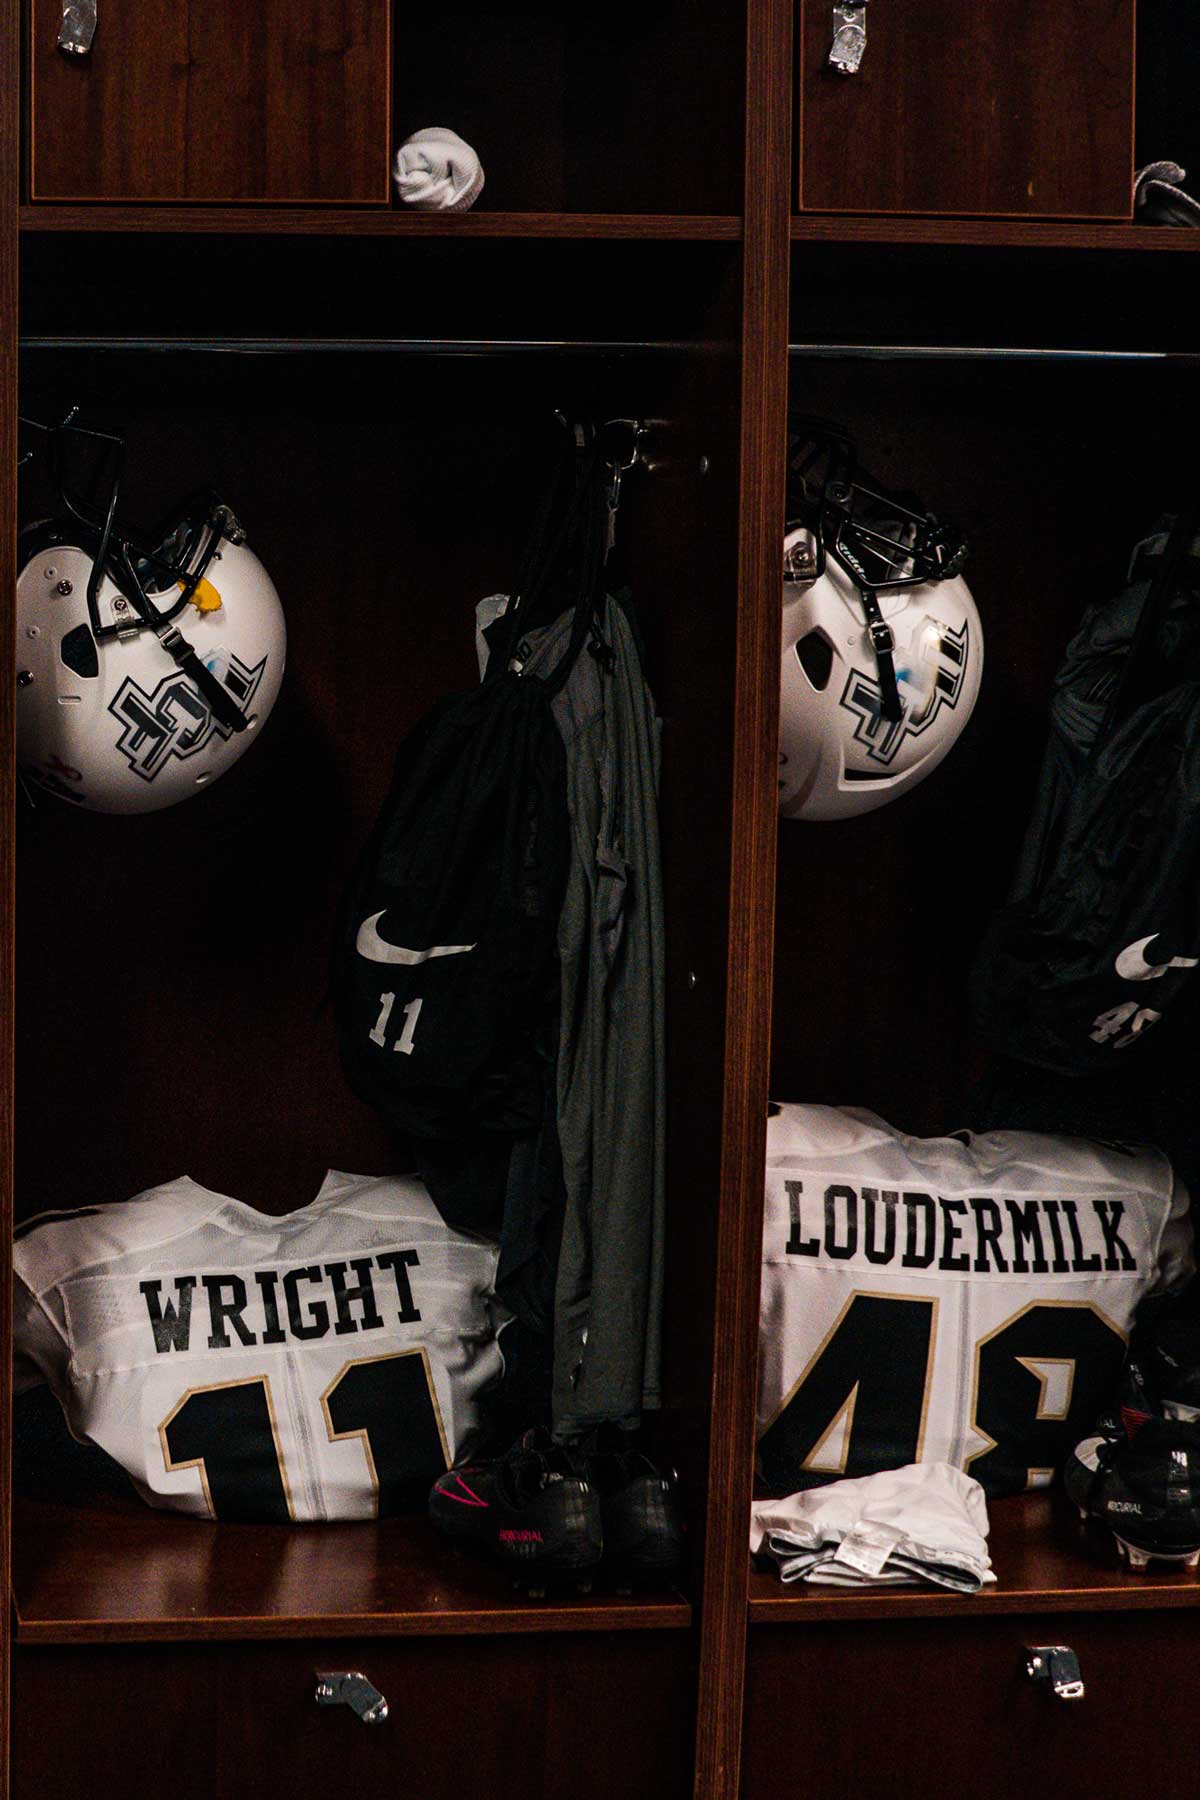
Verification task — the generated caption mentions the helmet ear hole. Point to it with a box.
[59,624,99,679]
[795,631,834,691]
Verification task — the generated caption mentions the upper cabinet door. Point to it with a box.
[28,0,392,203]
[797,0,1135,219]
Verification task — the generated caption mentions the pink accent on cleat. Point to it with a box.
[435,1473,489,1508]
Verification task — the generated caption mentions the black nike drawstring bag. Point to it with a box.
[333,423,606,1146]
[969,499,1200,1075]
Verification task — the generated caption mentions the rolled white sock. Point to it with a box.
[393,127,484,213]
[1134,161,1200,225]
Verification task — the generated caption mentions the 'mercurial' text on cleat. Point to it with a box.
[428,1428,603,1586]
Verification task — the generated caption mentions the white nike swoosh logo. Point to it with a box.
[355,912,476,966]
[1115,934,1200,982]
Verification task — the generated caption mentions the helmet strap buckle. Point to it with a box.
[860,588,904,724]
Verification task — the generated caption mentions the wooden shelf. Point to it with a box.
[18,206,742,241]
[25,203,1200,253]
[22,201,1199,266]
[22,207,1200,252]
[748,1489,1200,1625]
[11,1495,691,1645]
[792,214,1200,252]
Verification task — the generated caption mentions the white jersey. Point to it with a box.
[759,1104,1194,1497]
[14,1171,504,1522]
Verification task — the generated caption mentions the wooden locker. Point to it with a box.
[27,0,392,204]
[745,1607,1200,1800]
[796,0,1136,219]
[10,6,1200,1800]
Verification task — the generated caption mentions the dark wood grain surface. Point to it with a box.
[744,1608,1200,1800]
[791,216,1200,252]
[19,206,744,239]
[798,0,1135,220]
[689,4,793,1798]
[12,1494,689,1643]
[28,0,392,204]
[13,1631,696,1800]
[26,210,1200,252]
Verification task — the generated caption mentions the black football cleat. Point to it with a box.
[1147,1316,1200,1423]
[1064,1413,1200,1570]
[429,1428,603,1595]
[1064,1311,1200,1569]
[1090,1346,1159,1443]
[573,1426,688,1592]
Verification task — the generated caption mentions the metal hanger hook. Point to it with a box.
[599,417,650,476]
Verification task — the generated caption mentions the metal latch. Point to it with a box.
[315,1671,389,1724]
[828,2,868,74]
[1025,1645,1085,1700]
[58,1,97,56]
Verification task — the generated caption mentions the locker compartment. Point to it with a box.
[386,2,747,217]
[773,343,1200,1144]
[744,324,1200,1800]
[25,0,747,216]
[1135,2,1200,198]
[12,247,743,1633]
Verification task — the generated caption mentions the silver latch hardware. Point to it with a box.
[58,1,97,56]
[1025,1645,1085,1701]
[828,2,868,74]
[314,1671,389,1724]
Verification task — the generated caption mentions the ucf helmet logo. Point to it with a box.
[108,653,266,782]
[841,618,970,767]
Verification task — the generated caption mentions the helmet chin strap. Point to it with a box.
[150,618,249,734]
[834,509,972,726]
[857,586,904,724]
[109,534,249,735]
[823,496,904,724]
[789,417,973,731]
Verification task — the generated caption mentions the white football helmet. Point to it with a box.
[779,420,983,821]
[17,414,286,814]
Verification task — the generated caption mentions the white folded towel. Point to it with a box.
[750,1461,996,1595]
[393,127,484,213]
